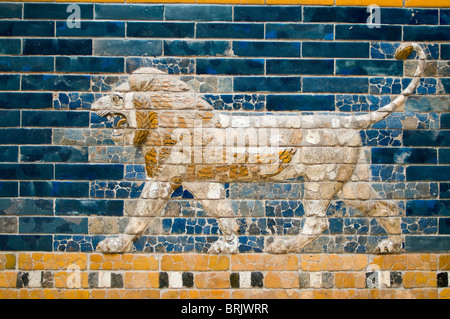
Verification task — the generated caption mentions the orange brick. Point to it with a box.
[231,254,298,271]
[403,271,437,288]
[0,272,17,288]
[18,253,87,270]
[267,0,333,4]
[195,272,230,289]
[233,289,299,299]
[264,272,299,289]
[439,255,450,270]
[336,0,402,6]
[0,289,18,299]
[371,254,437,271]
[440,288,450,299]
[301,254,367,271]
[199,290,231,299]
[410,289,439,299]
[54,271,89,289]
[162,289,201,299]
[405,0,450,7]
[197,0,264,3]
[124,272,159,289]
[334,273,366,289]
[18,289,45,299]
[331,289,370,299]
[161,254,229,271]
[300,289,332,299]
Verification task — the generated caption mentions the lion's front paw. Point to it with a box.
[207,236,238,254]
[96,236,133,254]
[374,238,403,254]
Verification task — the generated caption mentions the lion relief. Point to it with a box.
[91,43,426,255]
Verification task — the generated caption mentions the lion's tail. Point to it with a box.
[355,43,426,128]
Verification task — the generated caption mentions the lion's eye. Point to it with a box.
[111,94,124,105]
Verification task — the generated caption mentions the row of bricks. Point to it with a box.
[1,42,448,61]
[0,0,448,9]
[0,145,449,165]
[1,270,449,289]
[2,253,449,271]
[2,3,450,24]
[0,163,448,181]
[1,288,449,299]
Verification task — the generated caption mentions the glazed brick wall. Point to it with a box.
[0,1,449,299]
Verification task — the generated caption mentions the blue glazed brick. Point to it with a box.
[0,235,52,251]
[53,235,105,252]
[266,23,333,40]
[336,60,403,76]
[266,94,335,111]
[441,184,450,199]
[442,9,450,25]
[406,166,450,182]
[56,21,125,37]
[0,129,52,145]
[0,57,54,72]
[336,25,401,41]
[0,198,53,216]
[371,148,437,164]
[20,146,88,163]
[303,77,369,94]
[126,57,195,74]
[233,41,300,57]
[196,58,264,75]
[442,114,450,129]
[302,42,369,58]
[20,181,89,198]
[265,200,304,217]
[403,131,450,147]
[238,236,264,253]
[127,22,194,38]
[442,45,450,60]
[405,236,450,252]
[0,182,18,197]
[56,199,123,216]
[0,21,54,37]
[95,4,163,20]
[165,5,231,21]
[304,7,437,25]
[0,146,18,162]
[402,217,438,234]
[440,149,450,164]
[234,77,301,93]
[0,164,53,180]
[23,39,92,56]
[0,75,20,90]
[55,164,124,181]
[230,183,303,200]
[234,5,302,22]
[90,181,144,199]
[404,26,450,41]
[22,111,90,128]
[267,59,333,75]
[405,97,449,113]
[371,165,405,182]
[22,75,91,92]
[439,218,450,234]
[19,217,88,234]
[336,94,390,112]
[203,94,265,111]
[196,23,264,39]
[0,39,21,55]
[361,130,402,147]
[164,40,230,57]
[94,39,162,57]
[406,200,450,216]
[0,3,22,19]
[441,78,450,94]
[24,3,93,19]
[55,57,124,73]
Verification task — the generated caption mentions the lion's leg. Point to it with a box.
[96,181,174,253]
[183,182,239,253]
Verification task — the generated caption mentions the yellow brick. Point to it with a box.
[54,271,89,289]
[336,0,402,6]
[0,272,17,288]
[405,0,450,7]
[267,0,333,4]
[124,272,159,289]
[439,255,450,270]
[334,273,366,289]
[0,254,15,270]
[403,271,437,288]
[161,289,201,299]
[371,254,437,271]
[197,0,264,3]
[301,254,367,271]
[132,255,159,270]
[233,289,300,299]
[161,255,229,271]
[231,254,298,271]
[195,273,230,289]
[19,253,87,270]
[440,288,450,299]
[129,0,195,3]
[0,289,18,299]
[264,272,299,289]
